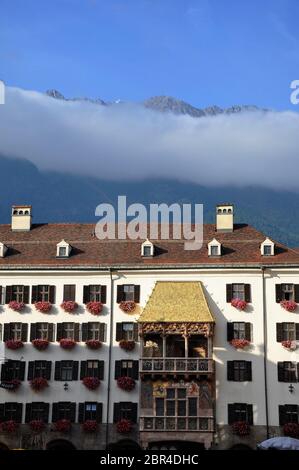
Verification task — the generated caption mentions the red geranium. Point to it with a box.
[60,338,76,350]
[5,379,21,391]
[231,298,247,310]
[35,301,52,313]
[230,339,250,349]
[117,376,136,391]
[116,419,132,434]
[32,339,49,351]
[280,300,297,312]
[119,301,136,313]
[53,419,71,433]
[8,301,25,312]
[283,422,299,438]
[0,420,19,434]
[281,340,297,351]
[82,376,100,390]
[5,339,24,350]
[61,301,78,313]
[232,421,250,436]
[86,301,103,315]
[82,420,98,433]
[119,340,135,352]
[30,377,48,391]
[29,420,45,433]
[85,339,102,350]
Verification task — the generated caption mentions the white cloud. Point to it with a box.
[0,86,299,190]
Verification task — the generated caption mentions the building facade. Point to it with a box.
[0,204,298,450]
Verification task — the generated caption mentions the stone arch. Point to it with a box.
[46,439,76,451]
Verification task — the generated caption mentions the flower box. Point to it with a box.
[30,377,48,391]
[82,376,101,390]
[86,301,103,315]
[82,420,98,433]
[116,419,132,434]
[3,379,21,391]
[280,300,297,312]
[53,419,71,433]
[85,339,102,350]
[117,376,136,391]
[61,301,78,313]
[231,298,247,310]
[5,339,24,350]
[283,422,299,438]
[119,301,136,313]
[232,421,250,436]
[230,339,250,350]
[32,339,49,351]
[0,420,19,434]
[281,340,297,351]
[60,338,76,350]
[8,301,25,312]
[119,340,135,352]
[29,420,45,433]
[35,301,52,313]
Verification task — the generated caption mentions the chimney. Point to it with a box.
[11,205,32,231]
[216,204,234,232]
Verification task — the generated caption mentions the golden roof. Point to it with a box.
[139,281,214,323]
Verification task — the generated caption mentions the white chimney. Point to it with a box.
[216,204,234,232]
[11,205,32,231]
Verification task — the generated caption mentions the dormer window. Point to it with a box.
[0,242,8,258]
[261,238,275,256]
[56,240,71,258]
[208,238,221,257]
[141,239,154,257]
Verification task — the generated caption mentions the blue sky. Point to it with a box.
[1,0,299,109]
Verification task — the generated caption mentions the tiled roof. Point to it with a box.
[138,281,215,323]
[0,223,298,267]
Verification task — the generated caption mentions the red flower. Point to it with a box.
[82,420,98,433]
[82,376,101,390]
[119,340,135,352]
[280,300,297,312]
[283,422,299,438]
[281,340,297,351]
[60,338,76,350]
[85,339,102,350]
[35,301,52,313]
[0,420,19,434]
[116,419,132,434]
[230,339,250,349]
[86,301,103,315]
[8,301,25,312]
[119,301,136,313]
[53,419,71,433]
[60,301,78,313]
[32,339,49,351]
[232,421,250,436]
[29,420,45,432]
[5,339,24,350]
[117,376,136,391]
[231,298,247,310]
[30,377,48,391]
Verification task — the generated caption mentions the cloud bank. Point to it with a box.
[0,86,299,190]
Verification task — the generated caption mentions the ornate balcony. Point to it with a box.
[140,357,214,374]
[140,416,214,432]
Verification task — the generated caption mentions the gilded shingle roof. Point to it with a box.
[139,281,215,323]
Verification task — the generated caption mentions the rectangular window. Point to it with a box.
[37,323,50,340]
[155,388,190,417]
[228,403,253,425]
[283,323,296,341]
[64,323,75,339]
[53,402,75,421]
[188,398,197,417]
[234,361,246,381]
[12,286,26,303]
[1,360,24,381]
[61,361,74,381]
[85,403,97,419]
[120,403,134,420]
[89,285,102,302]
[33,361,48,379]
[282,284,295,301]
[63,285,76,302]
[122,323,134,340]
[263,245,272,256]
[210,246,219,256]
[59,247,67,257]
[232,284,245,301]
[29,403,49,422]
[233,322,246,340]
[156,398,164,416]
[11,323,22,341]
[39,285,51,302]
[4,403,22,422]
[123,285,135,301]
[278,362,297,382]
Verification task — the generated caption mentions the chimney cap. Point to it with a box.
[216,203,234,207]
[12,205,32,208]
